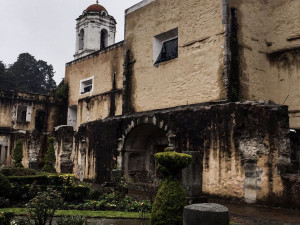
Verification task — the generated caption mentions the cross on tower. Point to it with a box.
[96,0,99,4]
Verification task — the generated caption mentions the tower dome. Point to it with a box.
[74,2,116,59]
[86,4,107,14]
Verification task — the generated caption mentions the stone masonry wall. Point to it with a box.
[74,102,296,207]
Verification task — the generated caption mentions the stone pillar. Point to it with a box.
[182,151,206,204]
[0,145,6,165]
[183,203,229,225]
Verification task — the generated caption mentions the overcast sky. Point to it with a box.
[0,0,142,84]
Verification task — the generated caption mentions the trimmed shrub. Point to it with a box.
[150,150,192,225]
[13,139,23,167]
[27,188,63,225]
[0,211,14,225]
[56,216,86,225]
[150,177,186,225]
[43,137,56,173]
[61,185,90,202]
[0,166,36,176]
[0,173,12,198]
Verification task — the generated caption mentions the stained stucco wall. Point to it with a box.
[125,0,226,112]
[0,91,59,132]
[65,42,124,116]
[230,0,300,128]
[77,92,122,125]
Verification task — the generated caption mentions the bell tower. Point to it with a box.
[74,2,117,59]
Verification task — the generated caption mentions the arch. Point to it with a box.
[101,11,107,16]
[100,29,108,49]
[116,117,176,182]
[123,123,168,181]
[79,29,85,50]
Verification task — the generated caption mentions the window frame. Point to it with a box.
[79,76,94,95]
[153,28,178,66]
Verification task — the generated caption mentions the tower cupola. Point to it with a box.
[74,2,116,59]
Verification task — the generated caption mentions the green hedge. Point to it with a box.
[7,174,75,186]
[0,211,14,225]
[0,167,36,176]
[10,183,89,202]
[0,173,12,198]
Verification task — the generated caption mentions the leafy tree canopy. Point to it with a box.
[0,53,56,94]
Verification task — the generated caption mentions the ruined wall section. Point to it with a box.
[54,126,74,173]
[65,42,124,127]
[124,0,225,113]
[0,90,60,132]
[0,90,63,168]
[230,0,300,128]
[74,101,294,206]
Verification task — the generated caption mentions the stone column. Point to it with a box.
[183,203,229,225]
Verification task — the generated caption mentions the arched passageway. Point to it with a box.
[123,123,168,182]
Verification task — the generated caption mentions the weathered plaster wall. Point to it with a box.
[77,91,122,125]
[230,0,300,128]
[0,90,63,168]
[65,42,124,109]
[124,0,226,112]
[0,91,61,132]
[74,102,295,207]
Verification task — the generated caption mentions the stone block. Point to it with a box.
[183,203,229,225]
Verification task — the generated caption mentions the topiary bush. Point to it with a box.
[150,149,192,225]
[0,173,12,198]
[42,137,56,173]
[13,139,23,167]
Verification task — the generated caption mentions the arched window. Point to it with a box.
[101,11,107,16]
[79,29,85,50]
[100,29,108,49]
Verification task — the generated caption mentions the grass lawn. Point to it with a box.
[1,208,150,219]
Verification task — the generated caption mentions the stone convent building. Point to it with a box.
[0,0,299,207]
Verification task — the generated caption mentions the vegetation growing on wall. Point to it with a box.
[43,137,56,173]
[13,140,23,168]
[150,149,192,225]
[54,82,69,103]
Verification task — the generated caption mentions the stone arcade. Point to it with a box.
[0,0,299,207]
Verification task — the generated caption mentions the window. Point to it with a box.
[17,105,31,123]
[100,29,108,49]
[153,28,178,67]
[79,29,85,50]
[80,77,94,94]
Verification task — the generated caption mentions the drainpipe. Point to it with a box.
[222,0,230,100]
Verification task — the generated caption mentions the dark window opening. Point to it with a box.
[79,29,84,50]
[35,111,45,131]
[83,85,92,94]
[80,78,93,94]
[100,29,108,49]
[154,38,178,67]
[17,105,28,123]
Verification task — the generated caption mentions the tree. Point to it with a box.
[13,140,24,168]
[0,61,14,91]
[0,53,56,94]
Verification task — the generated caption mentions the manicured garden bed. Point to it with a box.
[1,208,150,219]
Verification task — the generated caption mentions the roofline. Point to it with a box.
[125,0,155,15]
[66,41,124,67]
